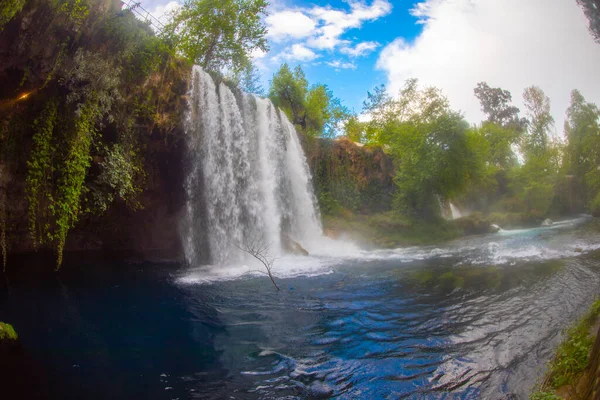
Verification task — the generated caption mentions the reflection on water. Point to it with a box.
[1,216,600,399]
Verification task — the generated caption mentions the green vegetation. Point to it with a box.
[1,0,266,268]
[163,0,268,76]
[0,322,18,340]
[531,299,600,398]
[0,0,26,30]
[269,63,350,137]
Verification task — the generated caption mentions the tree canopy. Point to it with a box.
[268,63,349,137]
[164,0,269,74]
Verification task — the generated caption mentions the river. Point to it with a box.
[2,216,600,399]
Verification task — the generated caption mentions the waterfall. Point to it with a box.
[449,202,462,220]
[183,66,323,266]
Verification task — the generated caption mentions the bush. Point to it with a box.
[0,322,18,341]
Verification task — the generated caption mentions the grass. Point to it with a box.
[0,322,18,340]
[530,299,600,398]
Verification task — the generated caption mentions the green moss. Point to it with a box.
[531,299,600,398]
[0,0,26,30]
[0,322,18,340]
[529,392,562,400]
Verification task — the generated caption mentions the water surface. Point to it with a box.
[2,216,600,399]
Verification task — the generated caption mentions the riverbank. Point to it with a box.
[531,299,600,399]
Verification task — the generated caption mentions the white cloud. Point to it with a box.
[146,0,180,26]
[376,0,600,133]
[307,0,392,49]
[274,43,319,62]
[326,60,357,70]
[266,10,316,41]
[250,48,267,60]
[341,41,380,57]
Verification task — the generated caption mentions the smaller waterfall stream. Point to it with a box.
[184,66,324,266]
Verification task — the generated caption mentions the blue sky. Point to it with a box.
[146,0,600,131]
[256,0,423,114]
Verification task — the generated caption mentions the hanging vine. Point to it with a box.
[26,98,59,248]
[52,102,96,268]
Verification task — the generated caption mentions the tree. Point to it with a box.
[474,82,525,130]
[522,85,554,158]
[235,238,280,290]
[343,115,366,143]
[361,80,483,217]
[239,64,264,96]
[564,89,600,209]
[503,86,561,216]
[269,64,349,137]
[305,84,349,138]
[164,0,269,74]
[268,63,308,127]
[577,0,600,43]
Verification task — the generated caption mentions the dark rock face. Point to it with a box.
[66,132,188,260]
[305,137,396,214]
[0,0,190,265]
[3,127,188,263]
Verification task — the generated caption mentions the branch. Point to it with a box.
[234,240,280,291]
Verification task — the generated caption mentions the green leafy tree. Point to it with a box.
[269,64,349,137]
[564,89,600,211]
[362,80,485,217]
[164,0,269,74]
[343,115,366,143]
[239,64,264,95]
[268,63,308,127]
[503,86,561,216]
[522,85,554,159]
[305,84,349,138]
[474,82,525,129]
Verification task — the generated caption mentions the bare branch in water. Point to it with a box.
[234,238,280,291]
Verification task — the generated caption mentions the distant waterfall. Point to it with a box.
[183,66,323,266]
[449,202,462,219]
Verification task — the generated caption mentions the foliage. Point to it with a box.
[533,299,600,396]
[478,121,521,169]
[163,0,268,75]
[87,144,143,213]
[0,0,26,30]
[26,99,59,249]
[0,322,18,340]
[529,391,562,400]
[563,89,600,212]
[577,0,600,43]
[11,0,175,268]
[311,138,395,215]
[269,63,308,126]
[522,86,554,159]
[305,84,349,138]
[474,82,526,130]
[360,80,486,217]
[239,64,264,95]
[269,64,350,137]
[343,116,366,143]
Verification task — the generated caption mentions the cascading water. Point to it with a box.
[449,202,462,219]
[183,66,323,266]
